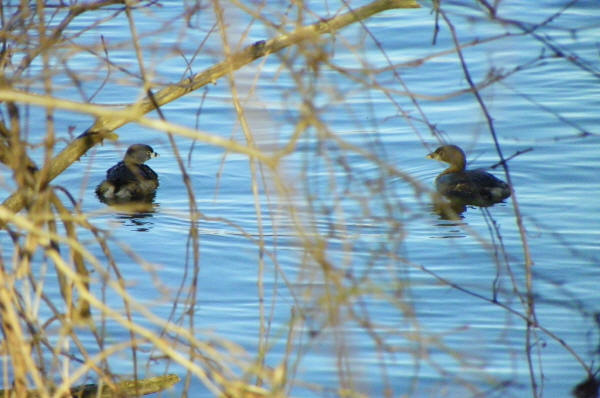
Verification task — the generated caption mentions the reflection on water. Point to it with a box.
[430,192,511,221]
[109,202,159,232]
[431,197,467,220]
[431,218,468,238]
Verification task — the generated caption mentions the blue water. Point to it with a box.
[1,1,599,397]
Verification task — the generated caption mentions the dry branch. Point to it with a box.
[0,373,180,398]
[0,0,418,215]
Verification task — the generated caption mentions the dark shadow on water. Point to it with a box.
[572,372,599,398]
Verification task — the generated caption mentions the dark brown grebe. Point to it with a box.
[96,144,159,203]
[427,145,510,207]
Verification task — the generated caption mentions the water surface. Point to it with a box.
[1,1,599,397]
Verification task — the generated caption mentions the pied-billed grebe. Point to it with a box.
[95,144,159,203]
[427,144,510,206]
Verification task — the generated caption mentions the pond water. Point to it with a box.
[1,1,599,397]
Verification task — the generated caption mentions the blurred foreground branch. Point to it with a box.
[0,0,418,216]
[0,374,180,398]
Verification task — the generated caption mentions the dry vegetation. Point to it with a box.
[0,1,597,397]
